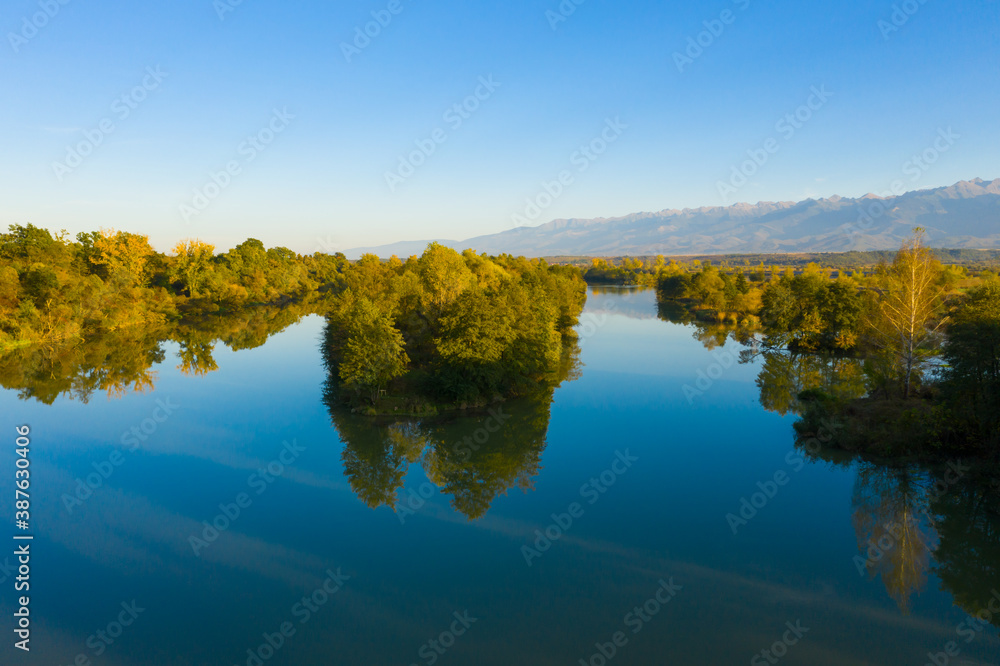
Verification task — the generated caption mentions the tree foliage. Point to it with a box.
[338,298,410,404]
[0,223,347,352]
[322,245,586,407]
[171,239,216,298]
[941,280,1000,449]
[866,229,947,398]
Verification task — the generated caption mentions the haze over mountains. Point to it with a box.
[347,178,1000,258]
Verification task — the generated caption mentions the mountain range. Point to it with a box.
[346,178,1000,258]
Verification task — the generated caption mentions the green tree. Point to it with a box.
[941,280,1000,450]
[339,298,409,404]
[0,224,63,264]
[222,238,269,298]
[418,243,474,309]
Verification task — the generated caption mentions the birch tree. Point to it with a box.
[868,229,947,398]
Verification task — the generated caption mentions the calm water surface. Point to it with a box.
[2,288,998,665]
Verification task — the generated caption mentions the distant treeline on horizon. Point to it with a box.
[549,248,1000,271]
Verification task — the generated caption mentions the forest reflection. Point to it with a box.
[667,299,1000,624]
[324,338,581,520]
[0,302,319,403]
[842,460,999,623]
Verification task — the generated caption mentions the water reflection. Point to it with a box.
[0,303,318,403]
[327,394,559,520]
[930,471,1000,626]
[323,328,580,520]
[841,463,1000,623]
[657,301,734,349]
[0,327,167,403]
[662,296,1000,624]
[850,464,936,613]
[755,352,866,416]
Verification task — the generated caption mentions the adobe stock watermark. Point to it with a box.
[576,311,612,349]
[717,85,833,203]
[673,0,752,73]
[682,346,744,403]
[878,0,931,40]
[0,557,14,585]
[923,590,1000,666]
[408,611,478,666]
[512,117,627,228]
[726,421,840,535]
[178,107,294,223]
[61,398,180,514]
[188,439,306,556]
[236,568,351,666]
[521,449,638,566]
[213,0,246,21]
[314,235,340,256]
[576,287,644,348]
[843,127,959,239]
[578,578,682,666]
[397,408,512,524]
[51,66,168,182]
[341,0,412,63]
[750,621,809,665]
[385,75,501,193]
[7,0,73,54]
[58,600,146,665]
[546,0,587,30]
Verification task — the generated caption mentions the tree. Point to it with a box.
[433,288,519,399]
[171,239,216,298]
[339,298,409,404]
[418,243,474,309]
[941,280,1000,449]
[222,238,269,298]
[759,279,796,343]
[0,266,19,310]
[0,224,62,263]
[657,274,692,300]
[817,280,863,349]
[92,229,155,288]
[20,266,59,307]
[867,229,947,398]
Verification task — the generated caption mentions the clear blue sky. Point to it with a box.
[1,0,998,253]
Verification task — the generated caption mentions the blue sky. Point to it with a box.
[1,0,998,253]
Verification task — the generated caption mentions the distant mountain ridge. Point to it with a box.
[346,178,1000,258]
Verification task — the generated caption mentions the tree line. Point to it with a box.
[1,226,586,410]
[0,223,347,352]
[654,230,999,457]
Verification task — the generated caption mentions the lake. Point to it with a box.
[2,287,998,665]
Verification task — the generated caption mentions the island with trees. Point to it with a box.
[321,243,586,413]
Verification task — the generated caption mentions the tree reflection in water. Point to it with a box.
[850,464,936,613]
[324,338,580,521]
[0,302,319,403]
[667,300,1000,622]
[930,471,1000,627]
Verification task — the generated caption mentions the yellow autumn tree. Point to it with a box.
[867,228,947,398]
[171,239,216,298]
[91,229,154,288]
